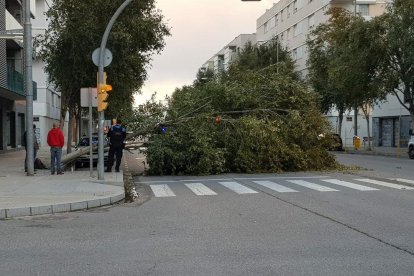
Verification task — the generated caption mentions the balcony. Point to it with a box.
[7,66,37,100]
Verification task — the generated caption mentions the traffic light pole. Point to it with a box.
[97,0,133,180]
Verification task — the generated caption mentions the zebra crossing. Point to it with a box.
[142,177,414,198]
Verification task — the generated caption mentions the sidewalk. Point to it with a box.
[0,146,145,219]
[343,145,409,159]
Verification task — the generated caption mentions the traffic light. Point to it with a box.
[97,72,112,112]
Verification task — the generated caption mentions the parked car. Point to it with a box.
[75,135,109,168]
[408,136,414,159]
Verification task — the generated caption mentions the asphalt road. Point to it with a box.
[334,152,413,179]
[1,153,414,275]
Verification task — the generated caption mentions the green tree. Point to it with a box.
[142,64,337,175]
[307,8,352,135]
[35,0,170,151]
[374,0,414,132]
[307,7,385,146]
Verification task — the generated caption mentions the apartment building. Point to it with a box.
[0,0,37,152]
[256,0,411,148]
[32,0,62,147]
[201,34,257,74]
[0,0,62,152]
[256,0,387,75]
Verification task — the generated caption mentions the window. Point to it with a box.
[292,49,297,60]
[275,15,278,27]
[264,22,268,33]
[294,0,303,12]
[358,4,369,16]
[297,46,304,59]
[308,14,314,29]
[270,17,275,28]
[287,5,291,18]
[294,22,303,36]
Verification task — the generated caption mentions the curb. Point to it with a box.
[342,149,409,159]
[0,192,125,219]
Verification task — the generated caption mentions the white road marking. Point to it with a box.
[138,176,329,183]
[185,183,217,196]
[389,178,414,185]
[218,182,258,194]
[287,180,339,192]
[355,179,414,190]
[322,179,379,191]
[150,185,176,197]
[253,181,298,193]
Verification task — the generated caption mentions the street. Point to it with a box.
[1,153,414,275]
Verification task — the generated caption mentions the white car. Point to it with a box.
[408,136,414,159]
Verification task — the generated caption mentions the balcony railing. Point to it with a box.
[7,66,37,100]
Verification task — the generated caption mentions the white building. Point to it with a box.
[0,0,65,152]
[201,33,256,74]
[32,0,64,147]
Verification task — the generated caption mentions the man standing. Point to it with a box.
[105,119,126,173]
[24,124,39,172]
[47,122,65,175]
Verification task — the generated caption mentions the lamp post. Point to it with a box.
[353,0,358,137]
[24,0,34,176]
[97,0,133,180]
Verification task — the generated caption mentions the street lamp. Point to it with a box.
[24,0,34,176]
[97,0,133,180]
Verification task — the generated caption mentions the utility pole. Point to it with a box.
[97,0,133,180]
[24,0,34,176]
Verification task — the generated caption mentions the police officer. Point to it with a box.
[105,119,126,172]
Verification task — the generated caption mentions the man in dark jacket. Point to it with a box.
[47,123,65,175]
[105,119,126,172]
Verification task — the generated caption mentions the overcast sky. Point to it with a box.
[134,0,275,106]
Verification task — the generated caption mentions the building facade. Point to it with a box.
[201,34,256,74]
[0,0,37,152]
[32,0,62,147]
[0,0,63,152]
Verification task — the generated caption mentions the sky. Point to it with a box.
[134,0,275,106]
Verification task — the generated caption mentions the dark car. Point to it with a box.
[75,136,109,168]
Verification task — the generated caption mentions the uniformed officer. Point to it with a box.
[105,119,126,172]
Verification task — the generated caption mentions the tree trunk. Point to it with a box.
[365,116,372,151]
[67,109,73,154]
[338,109,344,136]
